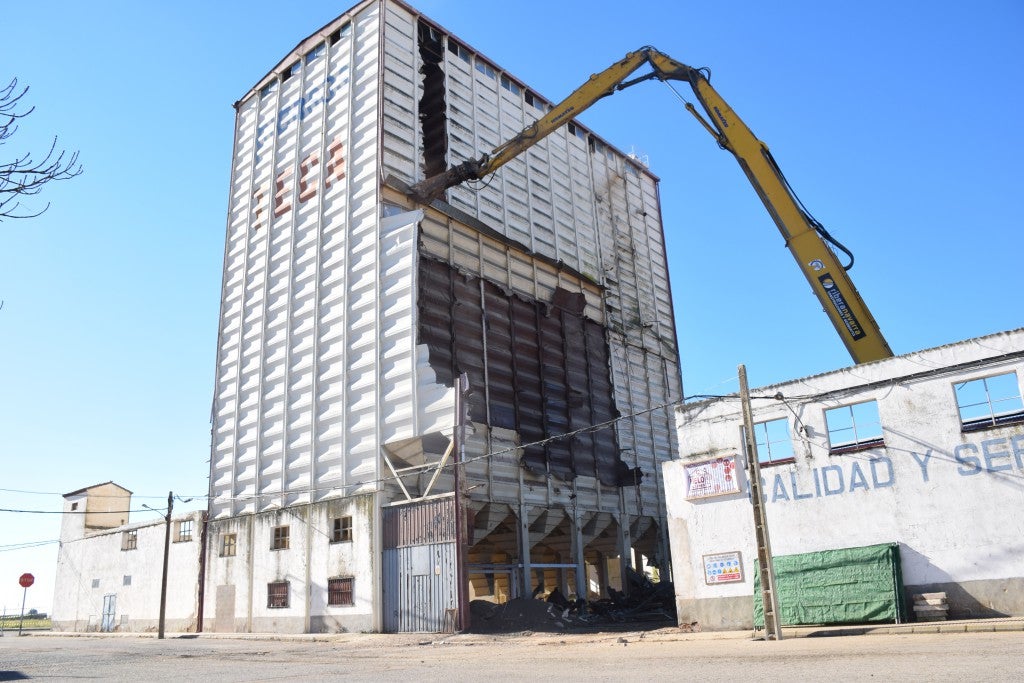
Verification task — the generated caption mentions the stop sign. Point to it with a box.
[19,573,34,588]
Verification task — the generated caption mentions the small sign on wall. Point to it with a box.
[684,455,740,499]
[703,551,744,585]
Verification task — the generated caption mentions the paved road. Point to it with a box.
[2,629,1021,681]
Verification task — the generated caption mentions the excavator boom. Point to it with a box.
[407,47,893,364]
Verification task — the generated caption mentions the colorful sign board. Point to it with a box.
[684,455,741,499]
[703,552,744,585]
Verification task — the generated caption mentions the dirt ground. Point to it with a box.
[2,627,1022,681]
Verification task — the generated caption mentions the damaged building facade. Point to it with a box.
[206,0,681,633]
[664,329,1024,630]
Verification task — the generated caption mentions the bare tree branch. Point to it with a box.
[0,77,83,220]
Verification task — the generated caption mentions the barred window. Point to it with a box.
[121,530,137,551]
[328,577,354,606]
[268,581,289,609]
[272,525,290,550]
[332,516,352,543]
[221,533,237,557]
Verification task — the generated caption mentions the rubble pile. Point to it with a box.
[468,569,677,633]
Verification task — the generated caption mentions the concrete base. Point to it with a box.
[905,577,1024,620]
[675,595,753,631]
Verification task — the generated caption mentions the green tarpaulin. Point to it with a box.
[754,542,906,627]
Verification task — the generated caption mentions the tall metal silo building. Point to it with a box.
[205,0,682,633]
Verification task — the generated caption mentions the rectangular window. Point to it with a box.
[474,59,496,79]
[954,371,1024,432]
[91,579,100,589]
[272,525,290,550]
[753,418,795,466]
[175,520,193,543]
[123,575,131,587]
[327,577,354,606]
[221,533,237,557]
[305,43,324,65]
[500,75,522,96]
[332,516,353,543]
[447,39,470,63]
[826,400,884,454]
[267,581,289,609]
[121,530,137,551]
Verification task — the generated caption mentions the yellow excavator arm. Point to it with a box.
[408,47,893,364]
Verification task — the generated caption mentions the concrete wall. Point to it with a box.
[203,493,376,634]
[52,506,204,633]
[664,329,1024,629]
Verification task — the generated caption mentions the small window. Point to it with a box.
[954,371,1024,432]
[753,418,795,466]
[500,75,522,96]
[567,123,586,140]
[305,43,325,65]
[332,516,353,543]
[474,59,496,79]
[71,502,79,511]
[329,23,351,46]
[122,530,137,551]
[259,81,277,100]
[525,91,546,112]
[282,61,300,82]
[272,525,290,550]
[268,581,289,609]
[826,400,884,454]
[221,533,237,558]
[447,39,470,63]
[328,577,354,606]
[175,520,193,543]
[91,579,100,589]
[123,575,132,587]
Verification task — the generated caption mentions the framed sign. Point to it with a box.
[684,455,740,499]
[703,551,744,585]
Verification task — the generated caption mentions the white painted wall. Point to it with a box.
[665,329,1024,628]
[52,505,204,633]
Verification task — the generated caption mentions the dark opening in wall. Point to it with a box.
[417,20,448,180]
[417,255,640,487]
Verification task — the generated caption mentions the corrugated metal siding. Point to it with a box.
[382,497,457,548]
[382,498,457,633]
[211,5,386,518]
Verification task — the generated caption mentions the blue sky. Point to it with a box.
[2,1,1021,613]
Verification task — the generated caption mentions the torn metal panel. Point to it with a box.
[418,255,635,487]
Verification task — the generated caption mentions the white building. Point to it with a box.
[51,483,205,633]
[664,328,1024,630]
[205,0,681,633]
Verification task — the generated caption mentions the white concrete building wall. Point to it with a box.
[664,328,1024,629]
[52,508,204,633]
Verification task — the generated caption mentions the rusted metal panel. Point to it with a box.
[382,497,457,549]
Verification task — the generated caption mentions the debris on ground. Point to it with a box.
[468,568,678,634]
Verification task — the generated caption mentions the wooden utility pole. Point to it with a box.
[738,365,782,640]
[158,491,173,639]
[453,374,471,632]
